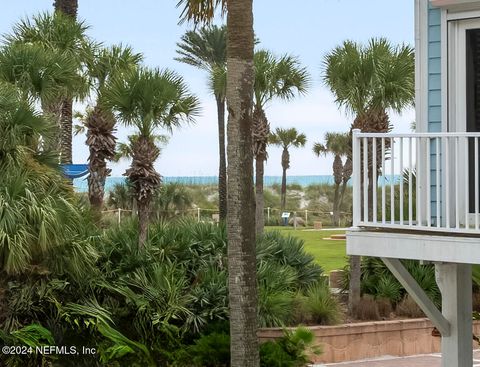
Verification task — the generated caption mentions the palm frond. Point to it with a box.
[176,0,226,24]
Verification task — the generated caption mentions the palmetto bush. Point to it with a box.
[1,217,331,366]
[343,256,441,310]
[257,231,323,291]
[291,282,341,325]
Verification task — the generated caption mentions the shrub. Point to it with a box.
[260,327,320,367]
[376,297,393,318]
[175,327,320,367]
[257,261,296,327]
[0,323,56,367]
[260,341,296,367]
[374,275,403,304]
[355,295,380,321]
[187,332,231,367]
[2,213,327,365]
[396,295,424,318]
[356,257,440,308]
[257,231,323,291]
[292,283,341,325]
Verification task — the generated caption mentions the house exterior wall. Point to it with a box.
[427,2,442,223]
[428,6,442,133]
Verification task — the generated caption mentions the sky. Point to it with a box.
[0,1,415,177]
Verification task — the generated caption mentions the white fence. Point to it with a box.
[352,129,480,233]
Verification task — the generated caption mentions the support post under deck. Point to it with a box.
[436,263,473,367]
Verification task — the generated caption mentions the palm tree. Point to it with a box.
[104,67,199,248]
[313,132,350,226]
[6,12,89,164]
[0,42,80,120]
[53,0,78,167]
[253,50,309,235]
[269,128,307,212]
[177,1,259,365]
[81,44,143,215]
[0,81,88,275]
[176,25,227,221]
[323,38,414,316]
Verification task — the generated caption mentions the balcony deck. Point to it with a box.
[347,227,480,264]
[348,130,480,264]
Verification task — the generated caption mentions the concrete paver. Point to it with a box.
[312,350,480,367]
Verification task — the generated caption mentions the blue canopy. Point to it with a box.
[61,164,89,179]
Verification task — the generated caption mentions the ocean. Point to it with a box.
[73,175,338,192]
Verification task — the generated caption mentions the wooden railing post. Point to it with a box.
[352,129,361,227]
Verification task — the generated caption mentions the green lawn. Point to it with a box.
[266,226,347,273]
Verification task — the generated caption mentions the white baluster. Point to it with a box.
[399,138,404,225]
[436,138,441,228]
[465,137,469,230]
[391,137,395,224]
[373,137,377,224]
[426,138,431,227]
[382,138,386,224]
[476,137,479,230]
[363,137,368,223]
[445,137,450,228]
[455,137,460,229]
[409,137,413,226]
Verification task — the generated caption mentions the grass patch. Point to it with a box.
[266,227,347,273]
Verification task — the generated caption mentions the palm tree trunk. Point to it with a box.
[216,95,227,221]
[126,136,161,249]
[255,154,265,236]
[87,167,106,215]
[332,183,341,226]
[137,199,149,249]
[60,98,73,164]
[226,0,259,365]
[338,180,348,221]
[85,107,116,217]
[339,157,352,222]
[281,166,287,212]
[348,255,361,316]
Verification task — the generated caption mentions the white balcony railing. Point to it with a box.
[352,129,480,234]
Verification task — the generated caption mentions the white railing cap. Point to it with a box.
[353,132,480,138]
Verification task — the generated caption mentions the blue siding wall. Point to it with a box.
[428,5,442,223]
[428,6,442,133]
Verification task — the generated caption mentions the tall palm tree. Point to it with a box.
[176,25,227,221]
[313,132,350,226]
[104,67,199,248]
[6,12,89,164]
[269,128,306,212]
[82,44,143,215]
[54,0,78,166]
[177,1,259,365]
[253,50,309,235]
[323,38,414,316]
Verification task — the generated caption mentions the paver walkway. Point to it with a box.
[313,350,480,366]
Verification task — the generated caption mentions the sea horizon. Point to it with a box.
[73,174,402,193]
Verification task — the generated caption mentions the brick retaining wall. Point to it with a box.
[258,318,480,363]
